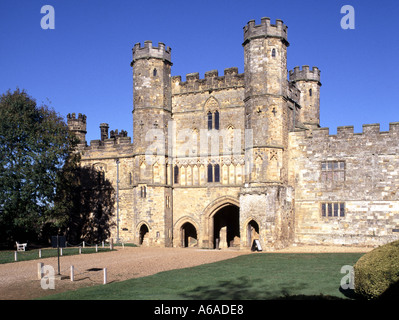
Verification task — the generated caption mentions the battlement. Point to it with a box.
[172,67,244,95]
[243,17,288,46]
[83,128,131,150]
[131,41,172,65]
[67,113,86,123]
[289,66,321,84]
[293,122,399,141]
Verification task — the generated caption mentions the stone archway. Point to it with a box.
[213,204,240,248]
[203,196,240,249]
[181,222,198,247]
[246,219,260,247]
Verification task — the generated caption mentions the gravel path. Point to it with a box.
[0,245,372,300]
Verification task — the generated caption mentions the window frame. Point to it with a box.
[321,202,345,218]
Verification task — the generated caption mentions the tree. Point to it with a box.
[0,89,77,245]
[54,159,115,245]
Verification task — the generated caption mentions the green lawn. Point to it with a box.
[0,243,136,264]
[0,247,112,264]
[39,252,363,300]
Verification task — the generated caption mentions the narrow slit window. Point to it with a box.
[214,111,219,130]
[174,165,179,184]
[309,88,312,96]
[153,68,157,77]
[207,164,213,182]
[207,112,213,130]
[340,203,345,217]
[214,164,220,182]
[272,48,276,57]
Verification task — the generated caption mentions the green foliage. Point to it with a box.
[0,89,77,245]
[354,240,399,299]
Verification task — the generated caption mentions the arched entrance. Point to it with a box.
[139,224,149,245]
[181,222,198,247]
[247,220,260,247]
[213,204,240,248]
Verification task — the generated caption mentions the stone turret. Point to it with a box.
[289,66,321,128]
[67,113,87,145]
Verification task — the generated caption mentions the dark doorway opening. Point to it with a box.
[247,220,260,247]
[139,224,149,245]
[181,222,197,247]
[213,205,240,248]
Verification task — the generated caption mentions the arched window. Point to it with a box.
[207,112,213,130]
[309,88,312,96]
[214,110,219,130]
[207,164,213,182]
[272,48,276,57]
[153,68,157,77]
[214,164,220,182]
[174,165,179,184]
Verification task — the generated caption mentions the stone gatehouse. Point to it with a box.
[67,17,399,249]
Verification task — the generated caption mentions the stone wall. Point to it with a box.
[289,123,399,246]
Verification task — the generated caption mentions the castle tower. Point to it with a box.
[67,113,87,145]
[289,66,321,129]
[130,41,173,247]
[240,18,294,249]
[99,123,109,141]
[242,18,289,184]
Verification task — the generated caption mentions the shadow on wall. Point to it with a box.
[62,165,115,245]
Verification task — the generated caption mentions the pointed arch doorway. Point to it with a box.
[181,222,198,247]
[213,204,240,249]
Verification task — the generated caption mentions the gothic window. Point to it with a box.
[321,202,345,217]
[174,165,179,184]
[207,163,213,182]
[272,48,276,57]
[207,112,213,130]
[309,88,312,96]
[321,161,345,182]
[214,164,220,182]
[214,110,219,130]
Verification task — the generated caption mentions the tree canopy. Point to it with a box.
[0,89,77,244]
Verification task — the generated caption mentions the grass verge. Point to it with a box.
[39,252,363,300]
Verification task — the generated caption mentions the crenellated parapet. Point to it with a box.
[172,67,244,95]
[243,17,289,46]
[292,122,399,141]
[131,41,172,66]
[289,66,321,85]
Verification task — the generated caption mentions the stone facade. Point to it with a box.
[67,17,399,249]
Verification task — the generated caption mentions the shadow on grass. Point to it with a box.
[179,276,345,300]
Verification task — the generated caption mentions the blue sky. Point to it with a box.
[0,0,398,142]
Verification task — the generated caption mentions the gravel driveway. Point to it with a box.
[0,245,372,300]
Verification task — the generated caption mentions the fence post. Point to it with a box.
[103,268,107,284]
[70,265,74,282]
[83,241,85,248]
[79,246,81,254]
[96,244,98,252]
[60,247,63,256]
[14,251,17,261]
[102,241,104,248]
[38,262,44,279]
[39,249,42,258]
